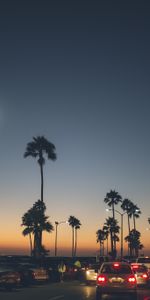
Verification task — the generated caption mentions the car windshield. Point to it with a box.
[101,264,131,274]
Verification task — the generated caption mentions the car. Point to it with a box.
[131,263,150,287]
[15,263,35,286]
[18,263,49,283]
[136,257,150,272]
[0,264,21,291]
[64,263,80,280]
[96,262,137,300]
[84,263,99,285]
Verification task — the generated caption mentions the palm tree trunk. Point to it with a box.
[34,231,40,258]
[39,163,44,253]
[112,203,116,252]
[110,231,114,256]
[102,241,104,256]
[29,233,33,256]
[40,163,44,202]
[72,227,74,257]
[74,229,77,257]
[133,216,136,230]
[106,236,109,255]
[127,215,131,256]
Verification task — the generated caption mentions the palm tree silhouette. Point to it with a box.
[96,229,105,256]
[125,229,143,257]
[24,136,57,202]
[104,190,122,220]
[68,216,81,257]
[103,225,109,255]
[104,190,122,253]
[74,221,81,257]
[121,199,141,256]
[104,217,120,259]
[22,210,33,256]
[129,203,141,231]
[121,198,132,235]
[22,200,54,257]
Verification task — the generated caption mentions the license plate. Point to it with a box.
[110,277,124,283]
[6,279,14,283]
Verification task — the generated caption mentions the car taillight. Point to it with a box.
[132,265,139,270]
[128,275,136,284]
[142,273,148,279]
[113,263,120,268]
[97,274,106,283]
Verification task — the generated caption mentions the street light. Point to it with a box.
[55,221,68,257]
[106,208,126,260]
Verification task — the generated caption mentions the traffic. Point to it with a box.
[0,255,150,299]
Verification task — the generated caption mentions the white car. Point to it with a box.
[136,257,150,272]
[85,264,99,284]
[131,263,150,287]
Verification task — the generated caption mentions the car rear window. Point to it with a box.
[137,258,150,263]
[132,265,147,272]
[101,264,131,274]
[90,264,99,269]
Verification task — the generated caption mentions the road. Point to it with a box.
[0,281,150,300]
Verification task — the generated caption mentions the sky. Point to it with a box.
[0,0,150,257]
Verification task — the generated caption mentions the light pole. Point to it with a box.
[55,221,68,257]
[106,208,126,260]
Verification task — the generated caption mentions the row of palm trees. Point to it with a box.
[22,136,82,258]
[96,190,143,259]
[22,136,143,259]
[22,202,81,257]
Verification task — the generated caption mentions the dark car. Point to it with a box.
[0,264,21,291]
[18,263,49,283]
[15,263,35,286]
[96,262,137,300]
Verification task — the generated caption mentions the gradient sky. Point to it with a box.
[0,0,150,257]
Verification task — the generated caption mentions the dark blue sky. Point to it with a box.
[0,0,150,255]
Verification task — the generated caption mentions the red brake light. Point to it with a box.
[113,263,120,268]
[97,274,106,283]
[132,264,139,270]
[128,275,136,284]
[142,273,148,279]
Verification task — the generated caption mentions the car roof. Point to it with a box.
[101,262,130,265]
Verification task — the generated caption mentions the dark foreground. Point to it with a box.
[0,281,150,300]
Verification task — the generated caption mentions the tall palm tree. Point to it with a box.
[121,198,132,235]
[125,229,143,257]
[128,203,141,231]
[104,190,122,220]
[22,210,34,256]
[104,190,122,252]
[96,229,105,256]
[104,217,120,259]
[22,200,54,257]
[74,221,81,257]
[68,216,81,257]
[103,225,109,255]
[24,136,57,203]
